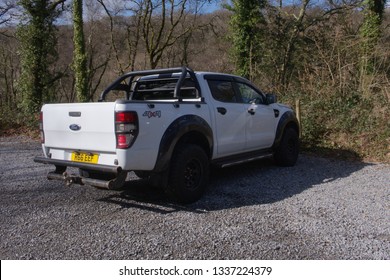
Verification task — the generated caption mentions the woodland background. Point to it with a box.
[0,0,389,162]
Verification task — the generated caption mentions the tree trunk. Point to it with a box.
[73,0,89,102]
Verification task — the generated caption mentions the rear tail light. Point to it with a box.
[115,111,138,149]
[39,111,44,143]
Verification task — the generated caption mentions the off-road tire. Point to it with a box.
[274,127,299,167]
[165,144,209,204]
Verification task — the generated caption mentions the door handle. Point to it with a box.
[248,103,257,115]
[217,107,227,115]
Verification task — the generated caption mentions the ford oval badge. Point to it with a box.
[69,124,81,131]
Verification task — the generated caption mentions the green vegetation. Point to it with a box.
[225,0,266,80]
[16,0,65,121]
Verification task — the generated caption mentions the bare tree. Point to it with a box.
[163,0,215,67]
[97,0,142,74]
[0,35,19,127]
[261,0,360,90]
[0,0,16,36]
[140,0,194,69]
[97,0,213,72]
[84,0,112,100]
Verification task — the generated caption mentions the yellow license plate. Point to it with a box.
[71,152,99,164]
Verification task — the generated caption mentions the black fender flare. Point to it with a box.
[273,111,300,149]
[153,115,213,172]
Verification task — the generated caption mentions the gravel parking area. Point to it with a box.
[0,136,389,259]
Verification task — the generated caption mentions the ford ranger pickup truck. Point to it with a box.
[34,67,299,203]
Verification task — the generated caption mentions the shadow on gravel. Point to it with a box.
[99,155,371,212]
[98,180,207,214]
[197,156,371,211]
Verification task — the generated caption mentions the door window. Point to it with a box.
[235,82,265,104]
[207,80,238,103]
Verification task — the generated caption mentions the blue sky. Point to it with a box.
[202,1,225,13]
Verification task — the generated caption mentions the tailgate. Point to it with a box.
[42,102,117,153]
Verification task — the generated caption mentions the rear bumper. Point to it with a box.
[34,156,126,190]
[34,156,122,174]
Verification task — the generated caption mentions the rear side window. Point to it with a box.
[207,80,237,103]
[132,78,198,100]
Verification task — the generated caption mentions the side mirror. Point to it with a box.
[266,93,277,105]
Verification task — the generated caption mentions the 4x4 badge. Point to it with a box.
[143,110,161,118]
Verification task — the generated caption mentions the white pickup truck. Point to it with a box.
[34,67,299,203]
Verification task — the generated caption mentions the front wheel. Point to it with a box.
[165,144,209,204]
[274,127,299,167]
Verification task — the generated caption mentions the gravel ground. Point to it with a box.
[0,135,389,260]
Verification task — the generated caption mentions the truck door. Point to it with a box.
[207,79,247,156]
[234,82,278,150]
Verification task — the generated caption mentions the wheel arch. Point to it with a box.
[273,111,300,149]
[153,115,213,172]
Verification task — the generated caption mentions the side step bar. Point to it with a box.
[212,149,274,168]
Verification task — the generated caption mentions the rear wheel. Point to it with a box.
[165,144,209,204]
[274,127,299,167]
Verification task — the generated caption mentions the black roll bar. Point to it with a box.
[99,66,199,102]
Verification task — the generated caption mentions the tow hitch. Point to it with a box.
[47,169,127,190]
[34,157,127,190]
